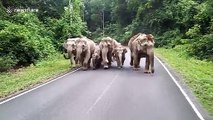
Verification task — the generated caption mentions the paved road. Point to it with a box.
[0,50,204,120]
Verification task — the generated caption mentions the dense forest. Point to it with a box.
[0,0,87,71]
[0,0,212,71]
[84,0,213,60]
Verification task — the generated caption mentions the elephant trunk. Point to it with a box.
[91,56,96,69]
[76,48,83,66]
[118,53,123,68]
[92,59,96,69]
[101,47,109,69]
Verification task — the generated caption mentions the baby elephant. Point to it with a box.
[113,46,127,68]
[90,45,102,70]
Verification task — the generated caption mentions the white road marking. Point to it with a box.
[86,72,120,114]
[0,68,80,105]
[155,56,205,120]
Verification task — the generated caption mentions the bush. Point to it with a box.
[155,29,183,48]
[189,34,213,60]
[0,13,56,71]
[0,55,17,72]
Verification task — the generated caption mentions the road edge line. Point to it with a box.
[0,68,80,105]
[155,56,205,120]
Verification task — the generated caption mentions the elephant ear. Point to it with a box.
[63,42,68,49]
[147,34,155,44]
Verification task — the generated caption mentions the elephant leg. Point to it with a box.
[71,55,76,67]
[130,52,133,66]
[150,53,154,73]
[133,53,140,70]
[130,57,133,66]
[75,58,79,65]
[69,56,73,65]
[63,53,70,59]
[90,58,95,70]
[146,49,154,74]
[144,56,150,73]
[102,50,109,69]
[138,54,141,68]
[69,58,73,67]
[82,52,91,70]
[96,59,101,69]
[77,57,83,67]
[122,56,125,67]
[66,52,72,66]
[88,57,91,68]
[117,58,121,68]
[82,60,88,70]
[148,55,153,73]
[107,53,112,67]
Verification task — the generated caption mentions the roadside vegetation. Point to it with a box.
[0,0,87,72]
[0,54,70,98]
[0,0,85,98]
[155,47,213,115]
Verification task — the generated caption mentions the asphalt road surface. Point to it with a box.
[0,50,206,120]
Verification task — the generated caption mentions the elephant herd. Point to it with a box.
[63,33,155,73]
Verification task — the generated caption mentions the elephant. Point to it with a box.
[90,45,102,70]
[128,33,155,73]
[99,37,120,69]
[63,37,80,66]
[113,45,127,68]
[75,37,96,70]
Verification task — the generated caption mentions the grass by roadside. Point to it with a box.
[0,54,72,99]
[155,47,213,115]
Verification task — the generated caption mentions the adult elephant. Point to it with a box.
[76,37,96,70]
[99,37,120,69]
[128,33,155,73]
[63,37,80,66]
[113,45,127,68]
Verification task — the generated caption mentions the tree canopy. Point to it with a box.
[84,0,213,60]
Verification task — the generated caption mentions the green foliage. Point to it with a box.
[44,3,88,50]
[0,1,8,19]
[156,29,182,48]
[0,13,56,71]
[186,24,201,38]
[37,0,64,21]
[0,55,17,72]
[0,0,87,72]
[189,34,213,60]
